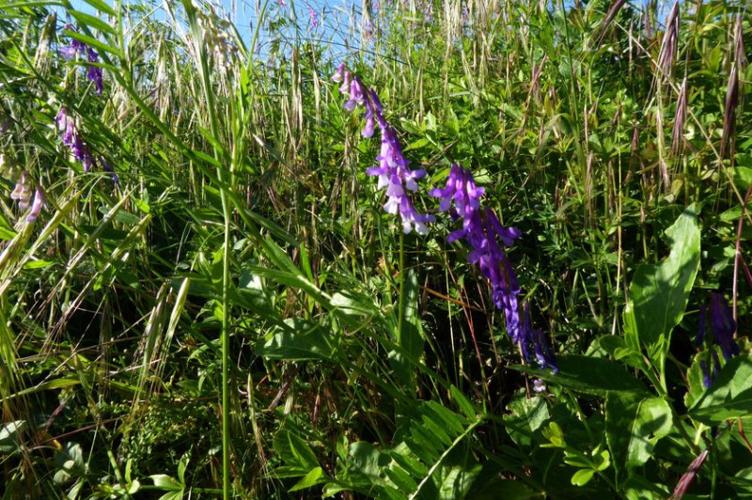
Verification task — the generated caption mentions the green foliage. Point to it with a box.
[0,0,751,498]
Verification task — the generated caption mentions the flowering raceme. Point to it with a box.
[60,24,103,95]
[333,64,434,235]
[432,164,557,372]
[696,292,739,388]
[56,107,95,172]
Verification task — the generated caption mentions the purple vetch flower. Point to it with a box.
[10,171,32,210]
[519,301,558,373]
[56,107,96,172]
[432,165,524,345]
[532,378,547,393]
[332,63,346,83]
[86,48,103,95]
[430,164,485,219]
[59,26,86,60]
[59,24,103,95]
[307,4,319,29]
[700,350,722,389]
[100,157,119,185]
[26,187,44,222]
[334,64,434,235]
[709,292,739,360]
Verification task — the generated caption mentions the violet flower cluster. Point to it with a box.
[696,292,739,388]
[432,164,558,372]
[56,107,95,172]
[54,25,117,183]
[331,64,556,372]
[60,24,103,95]
[333,64,434,235]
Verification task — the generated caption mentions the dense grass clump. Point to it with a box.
[1,0,751,498]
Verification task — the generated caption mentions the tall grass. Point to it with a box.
[0,0,750,498]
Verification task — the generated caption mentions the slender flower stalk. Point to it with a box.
[333,64,434,234]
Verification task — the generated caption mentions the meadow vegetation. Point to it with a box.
[0,0,751,497]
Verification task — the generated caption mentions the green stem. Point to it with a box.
[397,231,406,340]
[220,191,231,499]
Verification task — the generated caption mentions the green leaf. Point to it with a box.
[150,474,182,491]
[605,392,641,483]
[391,269,424,392]
[503,393,549,447]
[510,355,647,396]
[82,0,117,15]
[467,478,540,499]
[627,397,673,468]
[449,385,477,420]
[570,468,595,486]
[733,166,752,190]
[256,320,339,361]
[689,354,752,424]
[289,467,325,492]
[273,429,320,476]
[70,10,115,35]
[623,206,701,376]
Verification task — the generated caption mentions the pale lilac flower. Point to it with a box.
[10,171,32,210]
[308,4,319,29]
[332,63,346,83]
[26,188,44,222]
[533,378,547,393]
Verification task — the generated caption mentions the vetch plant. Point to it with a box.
[55,107,95,172]
[59,24,103,95]
[333,64,434,235]
[432,164,557,371]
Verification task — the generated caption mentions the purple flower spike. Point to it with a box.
[431,164,530,351]
[59,24,104,94]
[709,292,739,360]
[431,164,485,217]
[335,63,433,235]
[520,302,558,373]
[56,107,96,171]
[86,48,103,95]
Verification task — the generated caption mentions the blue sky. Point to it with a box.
[69,0,364,58]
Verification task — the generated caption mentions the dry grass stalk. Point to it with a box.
[672,77,688,155]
